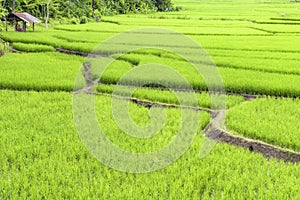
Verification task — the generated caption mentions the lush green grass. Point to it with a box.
[213,55,300,75]
[94,54,207,90]
[13,43,55,52]
[0,53,83,91]
[226,97,300,152]
[1,0,300,198]
[54,22,133,33]
[207,48,300,61]
[1,31,63,46]
[194,35,300,53]
[170,0,300,20]
[56,20,270,36]
[220,67,300,97]
[97,84,244,109]
[251,23,300,33]
[94,93,211,153]
[2,32,96,53]
[124,48,300,75]
[92,52,300,97]
[0,90,299,199]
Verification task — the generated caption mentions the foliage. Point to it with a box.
[153,0,173,11]
[0,1,8,20]
[103,0,157,14]
[0,40,9,56]
[0,0,175,22]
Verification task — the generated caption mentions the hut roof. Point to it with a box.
[7,12,42,23]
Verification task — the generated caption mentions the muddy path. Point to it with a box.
[94,92,300,163]
[207,129,300,163]
[55,48,109,58]
[72,63,99,94]
[103,92,214,113]
[102,93,300,163]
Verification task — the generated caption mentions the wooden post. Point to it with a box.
[32,22,34,32]
[23,21,26,32]
[14,20,17,31]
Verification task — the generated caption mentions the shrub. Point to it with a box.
[80,16,88,24]
[0,40,10,56]
[70,17,80,24]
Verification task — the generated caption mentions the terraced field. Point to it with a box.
[0,0,300,199]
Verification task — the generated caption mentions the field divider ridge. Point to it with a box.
[206,128,300,163]
[87,91,214,113]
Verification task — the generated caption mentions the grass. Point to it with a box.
[213,55,300,75]
[89,52,300,97]
[1,30,108,53]
[226,97,300,152]
[0,53,83,91]
[97,84,244,109]
[13,43,55,52]
[0,0,300,198]
[0,90,299,199]
[220,67,300,97]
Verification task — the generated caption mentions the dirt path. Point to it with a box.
[207,129,300,163]
[72,63,99,94]
[107,94,300,163]
[55,48,109,58]
[101,92,214,113]
[94,92,300,163]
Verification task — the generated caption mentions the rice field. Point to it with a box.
[0,0,300,199]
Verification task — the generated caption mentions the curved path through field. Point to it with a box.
[75,62,300,163]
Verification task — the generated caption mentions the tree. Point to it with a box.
[44,0,50,29]
[92,0,95,18]
[12,0,15,12]
[0,0,7,21]
[0,0,174,26]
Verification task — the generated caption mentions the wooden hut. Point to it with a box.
[6,12,42,32]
